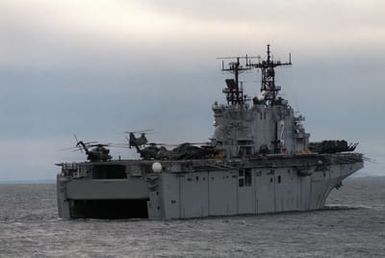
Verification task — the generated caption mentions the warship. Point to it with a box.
[57,45,364,219]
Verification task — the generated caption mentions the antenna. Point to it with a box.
[247,45,292,104]
[217,56,257,105]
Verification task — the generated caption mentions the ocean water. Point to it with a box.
[0,178,384,257]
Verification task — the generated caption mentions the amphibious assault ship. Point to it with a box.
[57,45,363,219]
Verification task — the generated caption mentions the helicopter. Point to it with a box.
[123,132,217,160]
[122,130,154,155]
[64,135,112,162]
[76,141,112,162]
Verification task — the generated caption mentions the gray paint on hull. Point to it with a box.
[57,156,363,219]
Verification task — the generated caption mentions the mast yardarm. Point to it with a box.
[248,44,292,104]
[219,44,292,105]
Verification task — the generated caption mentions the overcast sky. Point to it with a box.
[1,0,384,180]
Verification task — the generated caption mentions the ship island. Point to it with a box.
[57,45,364,219]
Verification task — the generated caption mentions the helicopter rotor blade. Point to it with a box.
[123,129,155,134]
[88,143,112,147]
[84,141,98,145]
[73,134,85,153]
[60,146,78,151]
[146,141,210,147]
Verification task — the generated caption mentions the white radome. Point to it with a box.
[152,162,162,173]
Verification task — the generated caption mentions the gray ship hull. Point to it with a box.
[57,153,363,219]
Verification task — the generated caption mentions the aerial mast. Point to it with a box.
[217,56,252,105]
[248,44,292,104]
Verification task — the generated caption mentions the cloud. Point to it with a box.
[1,0,385,71]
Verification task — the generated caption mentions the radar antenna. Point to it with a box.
[217,56,254,105]
[247,44,292,104]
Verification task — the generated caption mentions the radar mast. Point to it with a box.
[217,56,252,105]
[247,44,292,104]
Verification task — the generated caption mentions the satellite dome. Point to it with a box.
[152,162,162,173]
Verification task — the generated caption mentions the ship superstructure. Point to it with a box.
[213,45,308,158]
[57,45,363,219]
